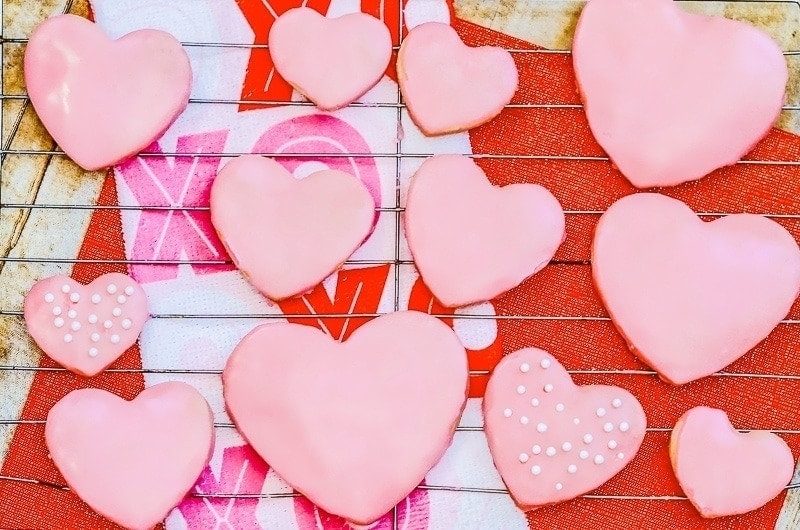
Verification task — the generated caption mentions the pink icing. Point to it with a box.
[398,22,518,136]
[592,193,800,385]
[223,311,468,525]
[573,0,787,188]
[23,273,149,377]
[210,155,374,301]
[24,14,191,171]
[404,154,565,307]
[670,406,794,518]
[268,7,392,111]
[45,382,214,530]
[484,348,646,510]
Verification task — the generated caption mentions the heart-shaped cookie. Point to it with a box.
[210,155,374,301]
[592,193,800,385]
[24,15,192,171]
[269,7,392,111]
[398,22,518,135]
[223,311,468,525]
[573,0,787,188]
[670,407,794,518]
[24,273,149,377]
[405,154,565,307]
[46,382,214,530]
[484,348,646,509]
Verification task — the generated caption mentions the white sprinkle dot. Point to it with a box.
[117,295,126,304]
[619,422,630,432]
[520,416,529,425]
[504,408,513,418]
[520,363,530,373]
[124,286,135,296]
[54,318,64,328]
[107,284,117,294]
[544,384,554,393]
[69,292,80,303]
[594,455,605,465]
[537,422,547,433]
[70,321,81,331]
[44,293,54,303]
[579,450,589,459]
[608,440,618,449]
[91,333,100,342]
[568,465,577,474]
[603,422,614,433]
[597,408,606,417]
[583,434,593,444]
[612,398,622,408]
[64,334,73,343]
[617,452,625,459]
[531,398,539,407]
[531,466,541,476]
[67,310,77,319]
[532,445,542,455]
[61,284,70,293]
[112,307,122,317]
[562,442,572,452]
[519,453,529,463]
[121,319,132,330]
[573,418,580,425]
[91,294,101,304]
[88,348,98,358]
[52,306,62,316]
[555,482,563,491]
[555,403,565,412]
[110,334,120,344]
[88,314,98,324]
[517,385,526,395]
[540,358,551,369]
[104,320,113,329]
[546,446,556,456]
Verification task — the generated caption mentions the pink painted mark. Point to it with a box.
[293,483,430,529]
[176,444,269,529]
[116,130,233,283]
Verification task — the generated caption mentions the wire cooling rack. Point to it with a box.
[2,0,800,527]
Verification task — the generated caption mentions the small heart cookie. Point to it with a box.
[210,155,374,301]
[484,348,646,509]
[24,15,192,171]
[24,273,149,377]
[670,406,794,518]
[269,8,392,111]
[573,0,787,187]
[46,382,214,530]
[592,193,800,384]
[398,22,518,135]
[405,154,565,307]
[223,311,468,525]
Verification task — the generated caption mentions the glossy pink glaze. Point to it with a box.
[210,155,374,301]
[24,273,148,377]
[484,348,646,510]
[45,382,214,530]
[223,311,468,525]
[592,193,800,385]
[269,7,392,111]
[404,154,565,307]
[24,14,191,171]
[670,406,794,518]
[573,0,787,188]
[398,22,518,135]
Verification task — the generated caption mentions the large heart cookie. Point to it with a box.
[210,155,374,301]
[398,22,518,135]
[46,382,214,530]
[405,154,565,307]
[24,273,149,377]
[484,348,646,509]
[573,0,787,188]
[223,311,468,525]
[593,193,800,385]
[24,15,191,171]
[269,7,392,111]
[670,406,794,518]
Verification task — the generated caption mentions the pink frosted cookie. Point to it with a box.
[398,22,518,136]
[46,382,214,530]
[484,348,646,510]
[24,273,148,377]
[592,194,800,385]
[269,7,392,111]
[670,406,794,518]
[405,154,565,307]
[210,155,374,301]
[573,0,787,188]
[24,15,191,171]
[223,311,468,525]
